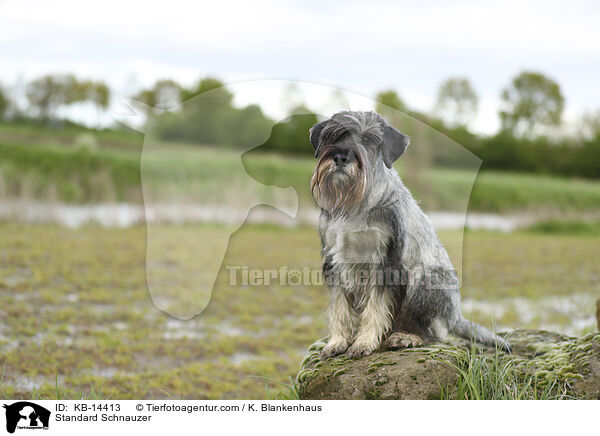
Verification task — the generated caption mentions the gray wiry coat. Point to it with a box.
[310,111,510,358]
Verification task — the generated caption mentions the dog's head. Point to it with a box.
[310,111,410,213]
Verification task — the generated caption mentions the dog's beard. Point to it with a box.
[311,149,366,213]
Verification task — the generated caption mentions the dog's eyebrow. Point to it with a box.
[321,122,352,144]
[361,127,383,141]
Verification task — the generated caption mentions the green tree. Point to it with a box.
[225,104,272,147]
[375,90,406,116]
[27,75,111,121]
[280,83,305,115]
[26,74,80,120]
[134,79,180,113]
[77,80,110,114]
[580,110,600,140]
[156,77,253,145]
[500,71,564,137]
[180,77,229,103]
[261,106,317,154]
[88,82,110,110]
[0,86,9,120]
[434,77,478,127]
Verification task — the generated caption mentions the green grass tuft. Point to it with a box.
[440,342,571,400]
[251,375,300,400]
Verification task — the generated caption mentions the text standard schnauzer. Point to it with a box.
[310,111,511,359]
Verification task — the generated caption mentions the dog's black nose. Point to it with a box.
[334,152,347,166]
[334,150,353,167]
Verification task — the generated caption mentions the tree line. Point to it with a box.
[0,74,110,121]
[1,71,599,178]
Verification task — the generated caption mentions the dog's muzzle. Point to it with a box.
[331,146,357,169]
[311,146,366,212]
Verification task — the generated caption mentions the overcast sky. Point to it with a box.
[1,0,599,133]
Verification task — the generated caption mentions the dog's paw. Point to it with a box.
[385,332,424,349]
[347,341,378,359]
[321,340,349,360]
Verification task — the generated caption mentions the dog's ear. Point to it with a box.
[382,124,410,168]
[309,120,328,157]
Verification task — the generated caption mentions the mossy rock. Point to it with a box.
[296,330,600,400]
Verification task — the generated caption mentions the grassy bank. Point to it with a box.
[3,140,600,214]
[0,223,598,399]
[0,122,142,150]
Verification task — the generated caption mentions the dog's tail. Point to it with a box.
[450,318,512,352]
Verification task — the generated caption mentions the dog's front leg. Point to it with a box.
[347,288,392,358]
[322,287,356,359]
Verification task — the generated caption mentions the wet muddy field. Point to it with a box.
[1,223,598,399]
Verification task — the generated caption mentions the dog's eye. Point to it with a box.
[361,134,374,144]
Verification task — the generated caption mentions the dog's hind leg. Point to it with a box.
[385,332,424,349]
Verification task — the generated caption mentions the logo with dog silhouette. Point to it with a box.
[3,402,50,433]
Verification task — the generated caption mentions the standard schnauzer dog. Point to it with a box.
[310,111,511,359]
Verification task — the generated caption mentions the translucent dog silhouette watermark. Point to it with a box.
[116,80,481,320]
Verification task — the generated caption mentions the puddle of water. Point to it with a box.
[7,368,133,393]
[162,330,205,340]
[1,266,32,288]
[161,318,207,340]
[0,335,19,351]
[212,323,246,337]
[0,200,531,231]
[93,367,120,378]
[429,212,530,232]
[10,375,47,391]
[65,293,79,303]
[228,352,260,366]
[462,293,598,336]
